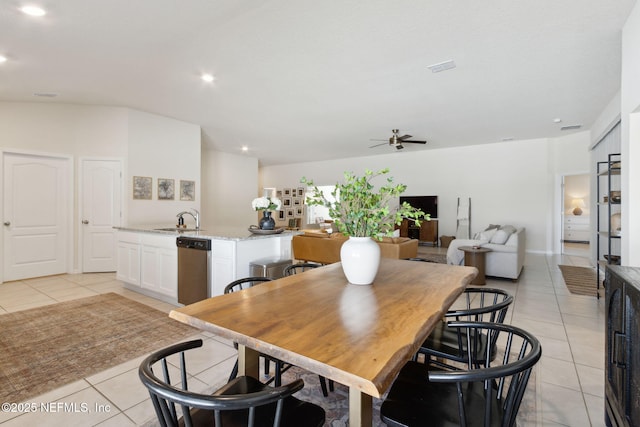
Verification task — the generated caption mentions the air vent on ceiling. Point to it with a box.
[33,92,58,98]
[560,124,582,131]
[427,60,456,73]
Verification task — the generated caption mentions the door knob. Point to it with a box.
[3,221,9,226]
[82,220,89,225]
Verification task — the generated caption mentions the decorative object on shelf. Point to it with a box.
[611,213,621,236]
[301,168,426,285]
[571,198,585,216]
[251,196,282,230]
[610,191,621,204]
[247,226,285,235]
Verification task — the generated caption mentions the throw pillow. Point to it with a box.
[500,224,517,234]
[490,230,511,244]
[485,224,501,231]
[476,228,498,241]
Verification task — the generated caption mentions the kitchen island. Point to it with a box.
[115,225,297,304]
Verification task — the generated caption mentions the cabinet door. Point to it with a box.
[157,247,177,297]
[419,220,438,244]
[116,242,140,286]
[141,242,178,298]
[626,286,640,426]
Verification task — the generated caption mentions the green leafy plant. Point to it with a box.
[301,168,428,238]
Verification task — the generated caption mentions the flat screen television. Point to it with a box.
[399,195,438,219]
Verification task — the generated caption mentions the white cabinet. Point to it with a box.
[563,216,590,242]
[140,234,178,298]
[211,240,235,297]
[116,231,177,301]
[116,232,141,286]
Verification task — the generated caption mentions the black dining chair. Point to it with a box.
[381,322,542,427]
[139,339,326,427]
[224,277,289,386]
[282,262,322,276]
[281,262,335,397]
[416,287,514,369]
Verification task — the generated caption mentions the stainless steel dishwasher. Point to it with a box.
[176,236,211,305]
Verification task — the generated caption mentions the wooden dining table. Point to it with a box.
[170,258,477,426]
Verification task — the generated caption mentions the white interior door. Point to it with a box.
[81,159,122,272]
[3,152,70,281]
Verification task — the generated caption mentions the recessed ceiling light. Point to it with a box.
[501,137,514,142]
[553,118,562,123]
[0,55,7,63]
[201,73,214,83]
[427,60,456,73]
[241,146,248,152]
[560,124,582,131]
[21,5,46,16]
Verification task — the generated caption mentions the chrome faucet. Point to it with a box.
[176,208,200,230]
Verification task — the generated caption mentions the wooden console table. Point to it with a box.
[397,219,438,246]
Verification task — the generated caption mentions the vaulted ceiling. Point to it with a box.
[1,0,636,165]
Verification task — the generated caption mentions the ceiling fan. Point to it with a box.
[369,129,427,150]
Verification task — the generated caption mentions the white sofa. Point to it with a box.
[447,226,526,280]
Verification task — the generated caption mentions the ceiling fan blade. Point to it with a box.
[369,141,389,148]
[369,139,388,142]
[403,140,427,144]
[397,134,412,140]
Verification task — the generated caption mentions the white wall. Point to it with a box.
[0,102,129,156]
[621,3,640,266]
[126,109,201,225]
[261,134,592,254]
[201,149,259,228]
[0,102,201,274]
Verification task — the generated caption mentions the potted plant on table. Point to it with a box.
[301,168,427,285]
[251,196,282,230]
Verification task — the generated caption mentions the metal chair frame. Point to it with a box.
[381,321,542,427]
[139,339,325,427]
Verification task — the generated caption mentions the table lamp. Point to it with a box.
[571,198,585,216]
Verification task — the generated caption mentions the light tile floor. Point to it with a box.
[0,249,605,426]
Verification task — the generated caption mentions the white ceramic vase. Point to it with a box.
[340,236,381,285]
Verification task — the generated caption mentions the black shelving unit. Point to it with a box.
[596,153,622,297]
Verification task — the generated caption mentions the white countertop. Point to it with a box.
[114,224,300,241]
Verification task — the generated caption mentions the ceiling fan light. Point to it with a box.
[396,144,404,150]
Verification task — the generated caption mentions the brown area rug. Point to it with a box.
[414,252,447,264]
[558,265,600,297]
[0,293,198,404]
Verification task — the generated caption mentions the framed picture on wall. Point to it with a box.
[180,180,195,201]
[293,197,301,206]
[286,208,295,217]
[297,187,305,197]
[295,206,304,217]
[157,178,175,200]
[283,198,292,207]
[283,188,292,196]
[133,176,152,200]
[278,210,285,220]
